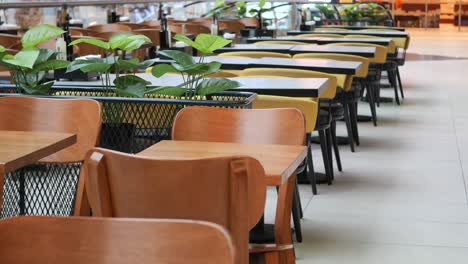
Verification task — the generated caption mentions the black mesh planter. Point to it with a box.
[0,85,256,218]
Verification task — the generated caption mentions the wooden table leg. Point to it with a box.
[274,173,296,264]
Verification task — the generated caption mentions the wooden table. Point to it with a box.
[0,130,77,175]
[247,36,394,46]
[55,74,331,98]
[138,140,306,262]
[0,130,77,211]
[215,44,377,58]
[287,30,409,38]
[316,25,406,31]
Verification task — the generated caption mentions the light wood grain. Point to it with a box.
[85,148,265,264]
[0,130,76,174]
[138,140,306,186]
[0,216,235,264]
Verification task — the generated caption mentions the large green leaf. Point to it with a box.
[192,34,232,55]
[21,81,54,95]
[33,60,70,73]
[176,61,221,75]
[215,0,225,8]
[0,45,5,53]
[114,75,149,98]
[174,34,196,47]
[117,58,141,72]
[3,48,40,69]
[159,50,194,67]
[67,59,111,73]
[34,49,58,65]
[259,0,266,8]
[69,38,110,50]
[146,86,187,96]
[109,34,151,51]
[21,24,65,48]
[196,78,240,95]
[151,63,179,77]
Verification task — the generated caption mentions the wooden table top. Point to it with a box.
[216,44,376,58]
[287,30,409,38]
[247,37,394,46]
[138,140,307,186]
[316,25,405,31]
[55,74,331,97]
[0,130,77,174]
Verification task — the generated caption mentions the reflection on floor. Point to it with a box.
[263,24,468,263]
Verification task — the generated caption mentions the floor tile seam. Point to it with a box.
[301,214,468,225]
[449,98,468,203]
[296,239,468,250]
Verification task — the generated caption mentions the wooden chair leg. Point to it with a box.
[264,251,280,264]
[275,175,297,264]
[291,183,302,243]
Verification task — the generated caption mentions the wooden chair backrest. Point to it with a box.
[117,22,148,30]
[87,23,131,33]
[240,17,259,28]
[71,36,106,57]
[0,33,21,49]
[170,23,210,35]
[141,20,161,27]
[172,106,305,146]
[92,31,129,41]
[219,20,246,34]
[70,27,97,36]
[0,97,101,163]
[85,148,265,264]
[132,28,160,45]
[0,216,235,264]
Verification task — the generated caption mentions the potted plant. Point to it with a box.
[148,33,240,97]
[236,0,275,37]
[66,33,152,152]
[0,24,70,95]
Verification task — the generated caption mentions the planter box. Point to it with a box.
[0,85,255,154]
[0,85,255,218]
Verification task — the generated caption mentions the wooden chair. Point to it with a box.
[219,19,246,35]
[70,27,96,36]
[87,23,131,33]
[0,97,101,217]
[172,106,306,263]
[117,22,148,30]
[0,33,21,50]
[0,216,235,264]
[240,17,260,28]
[82,148,266,264]
[169,23,210,35]
[141,20,161,27]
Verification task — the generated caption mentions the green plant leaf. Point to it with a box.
[151,63,179,77]
[192,34,232,54]
[181,61,221,75]
[146,86,187,96]
[0,45,5,53]
[3,48,40,69]
[114,75,149,98]
[21,24,65,48]
[236,0,245,8]
[215,0,225,7]
[69,38,110,50]
[174,34,196,47]
[33,60,70,73]
[22,81,54,95]
[117,58,141,72]
[109,34,151,51]
[196,78,240,95]
[34,49,58,65]
[259,0,266,8]
[249,8,259,15]
[67,59,111,73]
[159,49,194,67]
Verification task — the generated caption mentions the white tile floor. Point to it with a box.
[267,25,468,263]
